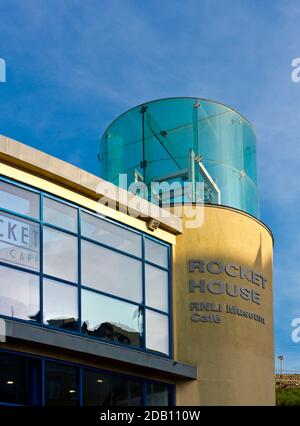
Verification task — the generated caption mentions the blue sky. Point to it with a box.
[0,0,299,371]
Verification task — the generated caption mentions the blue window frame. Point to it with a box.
[0,176,172,358]
[0,349,175,406]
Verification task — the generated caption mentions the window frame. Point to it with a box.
[0,176,172,358]
[0,349,175,407]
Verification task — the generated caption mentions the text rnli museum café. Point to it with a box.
[0,98,274,406]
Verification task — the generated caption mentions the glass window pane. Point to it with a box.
[145,264,168,312]
[81,211,141,257]
[0,211,40,271]
[0,265,40,321]
[83,369,142,406]
[43,278,78,331]
[0,181,40,219]
[45,361,79,406]
[0,352,41,405]
[146,310,169,356]
[81,290,143,348]
[146,383,171,406]
[145,238,168,268]
[0,180,39,219]
[43,197,77,232]
[43,226,77,282]
[81,240,142,303]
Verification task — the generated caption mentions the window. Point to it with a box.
[0,179,171,358]
[145,238,168,268]
[43,226,78,282]
[83,369,142,406]
[45,362,79,406]
[43,197,77,232]
[145,264,168,312]
[81,240,142,303]
[0,352,40,406]
[146,383,172,406]
[0,265,39,321]
[0,351,174,406]
[81,290,143,348]
[0,180,39,219]
[0,211,40,271]
[43,278,78,331]
[146,310,169,356]
[81,211,141,257]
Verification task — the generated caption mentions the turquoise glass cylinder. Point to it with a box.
[99,97,259,218]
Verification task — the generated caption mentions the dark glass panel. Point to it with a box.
[146,383,171,406]
[83,369,142,406]
[0,352,40,405]
[45,361,79,406]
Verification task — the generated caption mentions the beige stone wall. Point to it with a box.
[172,205,274,406]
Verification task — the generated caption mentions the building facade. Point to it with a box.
[0,98,274,406]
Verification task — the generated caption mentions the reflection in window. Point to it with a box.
[83,369,142,406]
[146,310,169,356]
[43,226,77,282]
[81,290,143,347]
[43,278,78,331]
[145,264,168,312]
[0,265,39,321]
[0,352,40,405]
[146,383,171,406]
[43,197,77,232]
[81,211,142,257]
[0,180,40,219]
[145,238,168,268]
[0,211,40,271]
[45,361,79,406]
[81,240,142,303]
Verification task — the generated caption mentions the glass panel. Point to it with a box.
[81,240,142,303]
[81,211,141,257]
[81,290,143,347]
[45,361,79,406]
[0,211,40,271]
[99,98,259,218]
[145,238,168,268]
[0,265,39,321]
[146,383,171,406]
[0,180,39,219]
[43,278,78,331]
[0,352,40,405]
[145,264,168,312]
[43,197,77,232]
[43,226,77,282]
[146,310,169,356]
[83,369,142,406]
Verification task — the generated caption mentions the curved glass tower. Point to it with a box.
[99,97,259,218]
